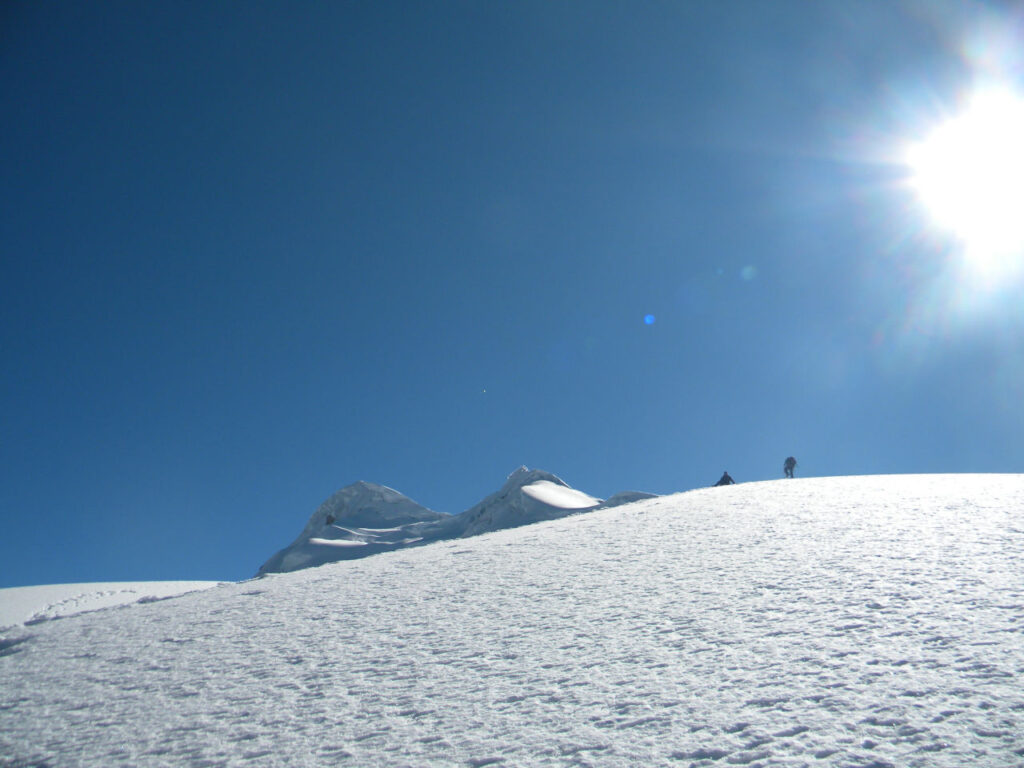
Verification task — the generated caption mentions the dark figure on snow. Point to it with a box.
[784,456,797,478]
[714,471,735,487]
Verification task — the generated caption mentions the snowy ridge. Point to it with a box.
[258,466,656,574]
[3,474,1024,766]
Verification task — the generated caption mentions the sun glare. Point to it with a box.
[906,88,1024,283]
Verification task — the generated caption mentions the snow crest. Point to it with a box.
[521,480,601,509]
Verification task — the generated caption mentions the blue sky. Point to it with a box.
[3,1,1024,587]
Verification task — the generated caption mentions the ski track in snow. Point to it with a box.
[2,475,1024,766]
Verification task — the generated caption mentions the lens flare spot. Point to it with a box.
[643,314,656,325]
[905,86,1024,285]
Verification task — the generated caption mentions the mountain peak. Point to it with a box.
[501,466,566,490]
[457,467,601,539]
[258,467,657,575]
[256,481,446,574]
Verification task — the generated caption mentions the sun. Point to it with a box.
[905,87,1024,282]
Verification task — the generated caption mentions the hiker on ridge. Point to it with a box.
[714,471,735,487]
[784,456,797,478]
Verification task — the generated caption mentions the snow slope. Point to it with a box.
[0,581,221,629]
[3,474,1024,766]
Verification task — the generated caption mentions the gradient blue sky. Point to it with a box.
[4,1,1024,587]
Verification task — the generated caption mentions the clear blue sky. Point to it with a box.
[4,1,1023,587]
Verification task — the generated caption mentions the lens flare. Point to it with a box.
[905,87,1024,285]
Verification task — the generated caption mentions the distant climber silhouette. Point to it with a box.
[784,456,797,478]
[714,471,735,487]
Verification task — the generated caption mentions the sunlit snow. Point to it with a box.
[0,581,220,629]
[2,475,1024,766]
[307,538,368,547]
[521,479,602,509]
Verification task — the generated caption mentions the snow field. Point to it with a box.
[0,581,221,629]
[1,474,1023,766]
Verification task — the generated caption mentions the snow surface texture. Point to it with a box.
[0,582,221,629]
[258,467,652,575]
[3,474,1024,767]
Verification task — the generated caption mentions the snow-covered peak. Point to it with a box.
[501,465,564,488]
[308,480,440,531]
[455,467,601,538]
[257,481,447,574]
[257,467,654,574]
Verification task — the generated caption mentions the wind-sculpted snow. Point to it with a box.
[520,480,601,509]
[3,475,1024,766]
